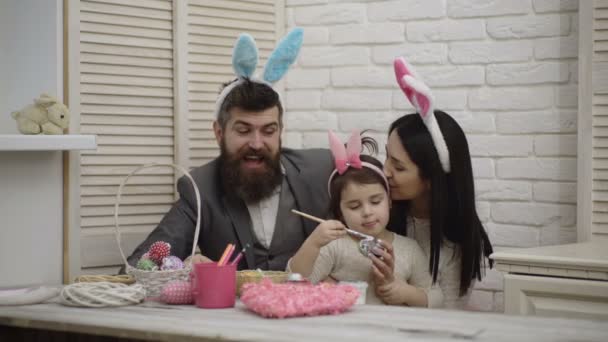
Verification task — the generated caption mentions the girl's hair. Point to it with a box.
[386,110,493,296]
[328,137,387,220]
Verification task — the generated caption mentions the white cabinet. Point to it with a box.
[0,0,98,288]
[492,241,608,320]
[0,136,96,288]
[504,274,608,320]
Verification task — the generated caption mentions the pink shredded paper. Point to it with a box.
[240,279,359,318]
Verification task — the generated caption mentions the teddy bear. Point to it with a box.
[10,93,70,135]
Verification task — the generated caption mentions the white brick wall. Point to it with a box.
[284,0,579,313]
[407,19,485,42]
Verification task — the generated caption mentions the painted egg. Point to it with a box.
[148,241,171,263]
[161,256,184,271]
[160,281,193,305]
[136,259,158,271]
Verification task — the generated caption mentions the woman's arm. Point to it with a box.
[438,246,467,309]
[374,277,428,307]
[406,241,443,308]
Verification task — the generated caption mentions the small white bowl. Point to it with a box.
[339,281,368,305]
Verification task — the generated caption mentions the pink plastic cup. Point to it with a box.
[190,262,236,309]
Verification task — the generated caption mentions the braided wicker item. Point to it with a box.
[74,275,135,285]
[236,270,288,296]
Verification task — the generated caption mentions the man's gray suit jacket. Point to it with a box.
[126,148,334,270]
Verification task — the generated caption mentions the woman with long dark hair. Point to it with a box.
[374,58,493,309]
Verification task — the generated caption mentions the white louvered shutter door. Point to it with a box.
[186,0,282,168]
[592,0,608,240]
[74,0,284,274]
[78,0,177,273]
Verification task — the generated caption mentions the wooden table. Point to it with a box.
[492,241,608,320]
[1,300,608,341]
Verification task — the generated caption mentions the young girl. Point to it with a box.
[380,57,494,309]
[289,130,441,307]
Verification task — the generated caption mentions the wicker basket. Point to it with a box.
[236,270,289,296]
[114,163,202,298]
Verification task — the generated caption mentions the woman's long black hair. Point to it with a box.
[386,111,493,296]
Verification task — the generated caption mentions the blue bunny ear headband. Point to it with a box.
[213,28,304,118]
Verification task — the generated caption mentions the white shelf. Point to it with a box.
[0,134,97,151]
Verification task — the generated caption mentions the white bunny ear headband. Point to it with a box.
[213,28,304,118]
[394,57,451,173]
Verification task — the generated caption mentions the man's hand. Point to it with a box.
[184,253,213,266]
[309,220,347,248]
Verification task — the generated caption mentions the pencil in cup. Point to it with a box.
[229,244,250,266]
[217,244,235,266]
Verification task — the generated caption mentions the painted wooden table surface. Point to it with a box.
[1,300,608,341]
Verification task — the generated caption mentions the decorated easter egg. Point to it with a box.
[160,281,193,305]
[148,241,171,263]
[161,256,184,271]
[136,259,158,271]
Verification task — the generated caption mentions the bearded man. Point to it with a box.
[126,80,333,270]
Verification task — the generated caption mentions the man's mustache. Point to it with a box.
[235,148,271,160]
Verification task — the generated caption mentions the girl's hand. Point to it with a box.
[376,279,407,306]
[370,240,395,286]
[309,220,347,248]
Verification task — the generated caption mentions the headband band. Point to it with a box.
[327,162,390,196]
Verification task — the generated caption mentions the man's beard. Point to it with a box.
[219,140,283,203]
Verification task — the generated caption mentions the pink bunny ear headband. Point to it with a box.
[327,130,389,195]
[394,57,451,173]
